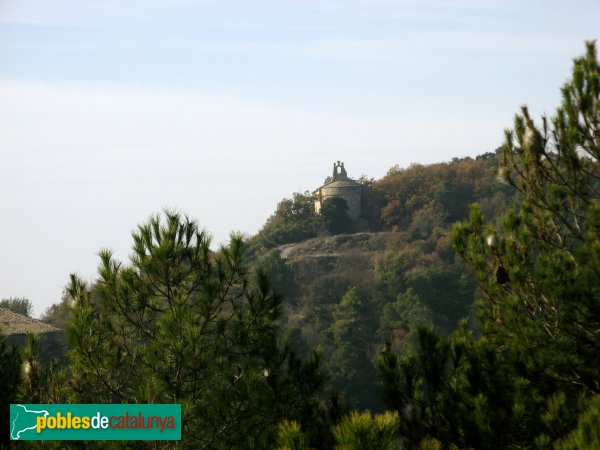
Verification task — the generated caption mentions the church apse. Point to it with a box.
[315,161,364,220]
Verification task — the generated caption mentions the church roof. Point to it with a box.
[321,178,362,188]
[0,307,60,336]
[319,161,362,189]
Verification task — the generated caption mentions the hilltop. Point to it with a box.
[247,152,514,409]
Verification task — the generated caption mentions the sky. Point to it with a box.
[0,0,598,317]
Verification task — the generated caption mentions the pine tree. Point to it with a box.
[276,420,310,450]
[377,327,465,449]
[449,41,600,445]
[64,210,328,449]
[452,40,600,398]
[332,411,400,450]
[329,287,379,410]
[378,42,600,449]
[555,395,600,450]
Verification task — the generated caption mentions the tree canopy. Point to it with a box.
[378,40,600,449]
[5,40,599,450]
[62,211,330,448]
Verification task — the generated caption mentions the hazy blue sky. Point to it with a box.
[1,0,598,316]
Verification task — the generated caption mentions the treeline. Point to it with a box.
[249,152,512,252]
[1,42,599,449]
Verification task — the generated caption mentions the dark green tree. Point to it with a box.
[379,42,600,449]
[377,327,465,449]
[0,330,20,449]
[374,232,476,334]
[275,420,310,450]
[332,411,400,450]
[252,192,319,249]
[452,40,600,401]
[65,211,328,449]
[328,287,379,410]
[403,263,475,333]
[320,197,351,235]
[255,249,298,299]
[303,274,350,330]
[18,333,42,402]
[378,288,433,354]
[555,395,600,450]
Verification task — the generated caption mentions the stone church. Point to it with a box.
[314,161,364,220]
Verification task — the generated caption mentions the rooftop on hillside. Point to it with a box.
[0,307,60,335]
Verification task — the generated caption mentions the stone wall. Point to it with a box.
[317,183,363,220]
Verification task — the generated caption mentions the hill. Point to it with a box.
[248,152,515,409]
[34,152,516,411]
[6,42,598,450]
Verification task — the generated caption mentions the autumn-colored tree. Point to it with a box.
[377,155,511,231]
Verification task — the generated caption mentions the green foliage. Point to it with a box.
[246,152,508,416]
[407,202,447,240]
[256,249,298,299]
[41,295,72,329]
[377,327,466,448]
[0,297,33,317]
[403,263,475,332]
[0,330,20,449]
[332,411,400,450]
[374,232,476,334]
[64,210,328,449]
[417,437,443,450]
[417,437,469,450]
[25,42,596,449]
[18,333,42,402]
[400,40,600,448]
[555,395,600,450]
[376,41,600,449]
[303,274,350,329]
[380,40,600,449]
[252,192,319,249]
[320,197,352,234]
[253,158,492,413]
[377,315,582,449]
[329,287,380,410]
[452,40,600,400]
[282,327,311,358]
[378,288,433,354]
[276,420,310,450]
